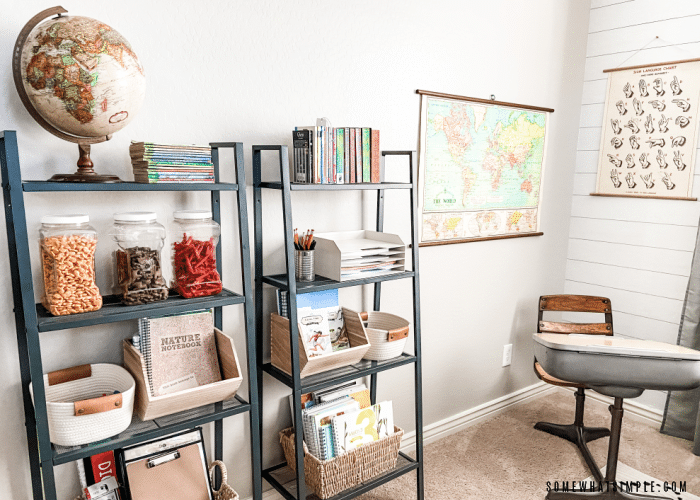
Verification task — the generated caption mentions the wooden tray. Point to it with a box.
[123,328,243,420]
[271,307,370,378]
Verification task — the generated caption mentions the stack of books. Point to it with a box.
[292,117,381,184]
[290,382,394,461]
[130,141,215,184]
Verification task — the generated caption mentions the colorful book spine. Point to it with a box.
[371,129,380,183]
[316,127,322,183]
[355,128,362,183]
[362,128,371,183]
[319,126,325,184]
[349,128,356,183]
[336,128,345,184]
[344,128,350,184]
[331,128,337,183]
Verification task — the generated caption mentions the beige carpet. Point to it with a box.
[357,390,700,500]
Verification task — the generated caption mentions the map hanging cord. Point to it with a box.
[612,36,660,71]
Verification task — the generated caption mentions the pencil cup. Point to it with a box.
[295,250,315,282]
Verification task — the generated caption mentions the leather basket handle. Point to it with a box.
[74,393,122,416]
[388,326,409,342]
[47,364,91,386]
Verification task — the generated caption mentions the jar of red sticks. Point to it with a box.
[171,210,222,298]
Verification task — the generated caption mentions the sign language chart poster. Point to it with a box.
[595,59,700,198]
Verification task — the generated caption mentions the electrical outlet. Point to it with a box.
[502,344,513,367]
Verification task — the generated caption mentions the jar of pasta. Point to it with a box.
[171,210,222,298]
[40,214,102,316]
[110,212,169,305]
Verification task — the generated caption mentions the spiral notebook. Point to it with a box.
[138,310,222,397]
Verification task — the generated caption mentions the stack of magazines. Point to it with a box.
[130,141,215,184]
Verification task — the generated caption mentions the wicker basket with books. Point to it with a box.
[279,425,403,499]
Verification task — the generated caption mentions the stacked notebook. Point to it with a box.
[130,141,215,184]
[137,310,222,397]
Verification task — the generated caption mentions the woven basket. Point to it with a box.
[209,461,239,500]
[30,363,135,446]
[362,311,410,361]
[279,426,403,499]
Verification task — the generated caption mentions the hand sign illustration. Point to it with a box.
[608,154,623,168]
[623,82,634,98]
[657,149,667,168]
[675,116,690,128]
[671,76,682,96]
[650,100,666,112]
[672,99,691,112]
[674,150,686,171]
[633,98,644,116]
[658,114,669,133]
[671,136,686,147]
[662,172,675,190]
[624,120,640,134]
[625,172,636,188]
[641,173,654,189]
[625,154,635,169]
[611,119,622,135]
[644,115,654,134]
[616,100,628,115]
[653,78,665,96]
[611,137,624,149]
[610,169,622,188]
[639,79,649,97]
[629,135,640,150]
[639,153,650,169]
[646,138,665,148]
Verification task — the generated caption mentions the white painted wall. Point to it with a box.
[0,1,589,498]
[565,0,700,411]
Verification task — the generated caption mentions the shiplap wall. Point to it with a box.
[566,0,700,410]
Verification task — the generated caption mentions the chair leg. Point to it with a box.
[535,388,610,482]
[545,398,668,500]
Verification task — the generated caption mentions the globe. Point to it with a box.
[13,7,146,181]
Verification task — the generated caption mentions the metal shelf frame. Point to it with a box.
[0,131,262,500]
[252,145,424,500]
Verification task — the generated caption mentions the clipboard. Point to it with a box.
[118,428,212,500]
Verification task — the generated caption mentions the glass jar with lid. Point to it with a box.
[110,212,169,305]
[171,210,222,298]
[39,214,102,316]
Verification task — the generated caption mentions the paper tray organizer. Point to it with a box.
[312,230,405,282]
[271,307,370,378]
[123,328,243,420]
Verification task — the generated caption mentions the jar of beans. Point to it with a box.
[110,212,169,305]
[171,210,222,298]
[40,214,102,316]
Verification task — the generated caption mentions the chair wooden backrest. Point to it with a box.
[538,295,613,336]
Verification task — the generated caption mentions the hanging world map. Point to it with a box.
[18,14,145,139]
[419,96,548,243]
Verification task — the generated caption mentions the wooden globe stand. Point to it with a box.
[13,6,125,183]
[48,143,122,183]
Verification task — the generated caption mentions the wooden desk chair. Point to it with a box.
[534,294,613,482]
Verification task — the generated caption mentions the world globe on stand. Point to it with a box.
[13,7,146,182]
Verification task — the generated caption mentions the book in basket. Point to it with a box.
[331,401,394,455]
[139,310,222,396]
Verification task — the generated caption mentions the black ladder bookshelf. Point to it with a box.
[252,145,424,500]
[0,131,262,500]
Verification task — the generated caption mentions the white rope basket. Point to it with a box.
[362,311,410,361]
[30,363,135,446]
